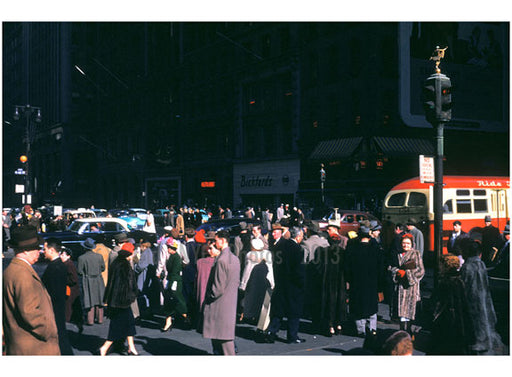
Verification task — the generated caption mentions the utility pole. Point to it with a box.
[422,46,452,287]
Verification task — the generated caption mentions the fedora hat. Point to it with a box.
[370,220,382,231]
[81,237,96,250]
[114,232,129,243]
[9,225,43,251]
[272,223,283,231]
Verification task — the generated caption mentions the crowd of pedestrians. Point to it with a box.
[2,202,509,356]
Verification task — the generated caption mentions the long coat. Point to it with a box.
[270,238,305,319]
[42,257,73,354]
[202,247,240,340]
[63,258,83,324]
[460,256,503,354]
[134,248,154,292]
[316,235,349,325]
[103,256,138,308]
[346,240,381,319]
[389,248,425,320]
[2,258,60,355]
[77,250,106,308]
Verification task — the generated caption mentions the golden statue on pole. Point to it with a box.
[430,46,448,73]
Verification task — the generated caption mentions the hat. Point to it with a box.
[327,222,340,229]
[251,238,265,251]
[170,228,180,239]
[168,240,179,250]
[484,215,492,223]
[163,226,173,233]
[8,225,43,251]
[239,221,247,230]
[503,224,510,235]
[272,223,283,231]
[306,220,320,234]
[205,230,217,240]
[453,220,461,226]
[121,242,135,253]
[370,220,382,231]
[195,229,206,243]
[23,204,33,213]
[114,232,129,243]
[358,225,371,238]
[81,237,96,250]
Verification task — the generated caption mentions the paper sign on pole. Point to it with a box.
[419,155,435,183]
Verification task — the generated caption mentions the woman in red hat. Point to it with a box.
[98,242,139,356]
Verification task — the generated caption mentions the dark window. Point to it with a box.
[345,215,355,223]
[456,199,472,213]
[408,192,427,207]
[387,193,406,207]
[456,189,470,196]
[473,189,487,196]
[443,200,453,213]
[474,199,488,213]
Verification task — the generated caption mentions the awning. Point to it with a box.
[309,137,363,160]
[373,137,434,156]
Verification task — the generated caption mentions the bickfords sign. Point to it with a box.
[240,175,273,188]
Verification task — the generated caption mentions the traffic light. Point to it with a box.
[422,74,452,124]
[439,77,452,122]
[422,76,436,124]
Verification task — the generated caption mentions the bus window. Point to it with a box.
[443,200,453,213]
[387,192,406,207]
[456,199,472,213]
[456,189,470,196]
[474,199,488,213]
[407,192,426,207]
[473,189,486,196]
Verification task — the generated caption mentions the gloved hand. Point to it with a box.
[171,280,177,291]
[396,269,406,278]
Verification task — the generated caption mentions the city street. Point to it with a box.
[65,303,428,356]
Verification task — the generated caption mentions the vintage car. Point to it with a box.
[195,217,262,238]
[40,217,156,259]
[314,208,381,236]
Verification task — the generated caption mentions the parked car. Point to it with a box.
[118,210,147,230]
[313,208,381,236]
[195,217,262,238]
[40,217,156,260]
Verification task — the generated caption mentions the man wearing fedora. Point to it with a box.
[482,215,501,265]
[77,237,106,325]
[264,223,306,344]
[3,225,60,355]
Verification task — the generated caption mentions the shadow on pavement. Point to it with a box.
[136,336,209,355]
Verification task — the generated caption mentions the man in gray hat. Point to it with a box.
[77,237,106,325]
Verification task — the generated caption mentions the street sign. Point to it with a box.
[419,155,435,183]
[15,184,25,193]
[14,168,26,175]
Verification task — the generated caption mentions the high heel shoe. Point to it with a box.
[336,325,342,335]
[127,349,139,356]
[160,318,173,332]
[326,327,335,337]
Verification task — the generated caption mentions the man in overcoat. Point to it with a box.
[202,230,240,355]
[3,225,60,355]
[77,237,106,325]
[264,224,306,343]
[42,237,74,354]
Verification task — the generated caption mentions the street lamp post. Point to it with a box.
[320,163,326,205]
[13,104,42,204]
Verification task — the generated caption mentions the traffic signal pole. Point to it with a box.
[423,47,452,289]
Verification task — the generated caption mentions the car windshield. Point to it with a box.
[68,221,83,232]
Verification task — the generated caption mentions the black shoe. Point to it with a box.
[287,338,306,344]
[263,332,276,344]
[78,324,84,334]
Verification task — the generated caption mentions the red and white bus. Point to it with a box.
[381,176,510,255]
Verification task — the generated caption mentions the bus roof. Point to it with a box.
[390,176,510,191]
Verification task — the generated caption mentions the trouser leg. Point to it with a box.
[266,316,281,335]
[368,313,377,332]
[355,318,367,335]
[287,317,300,341]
